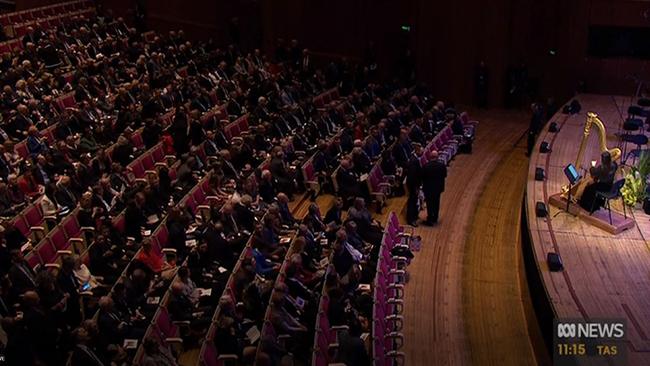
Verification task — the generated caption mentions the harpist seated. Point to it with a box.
[578,151,618,213]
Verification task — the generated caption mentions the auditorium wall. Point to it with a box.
[87,0,650,105]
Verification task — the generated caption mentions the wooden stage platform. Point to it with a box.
[526,94,650,365]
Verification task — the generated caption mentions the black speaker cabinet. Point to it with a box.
[535,202,547,217]
[548,122,559,132]
[547,252,564,271]
[539,142,551,153]
[535,167,545,181]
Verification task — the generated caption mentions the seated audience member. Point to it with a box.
[142,337,178,366]
[97,296,143,347]
[336,158,366,204]
[70,326,106,366]
[135,239,165,275]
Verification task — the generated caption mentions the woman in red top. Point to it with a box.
[18,168,42,199]
[136,239,164,274]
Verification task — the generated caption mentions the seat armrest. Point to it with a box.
[217,354,239,361]
[164,337,184,345]
[57,250,73,256]
[80,227,96,233]
[331,325,349,332]
[45,263,61,270]
[43,215,57,222]
[385,332,404,349]
[162,248,177,254]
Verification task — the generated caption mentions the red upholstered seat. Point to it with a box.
[48,229,69,251]
[24,205,43,227]
[62,216,81,238]
[141,153,155,171]
[37,241,57,263]
[113,216,126,233]
[13,215,30,237]
[130,159,145,179]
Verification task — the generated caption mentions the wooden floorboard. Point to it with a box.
[400,109,533,365]
[463,138,538,366]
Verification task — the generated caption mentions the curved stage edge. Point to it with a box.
[523,94,650,366]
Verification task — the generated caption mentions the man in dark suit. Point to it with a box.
[337,159,365,203]
[57,255,82,327]
[421,150,447,225]
[8,249,37,295]
[405,144,423,226]
[70,327,106,366]
[203,130,220,157]
[97,296,140,347]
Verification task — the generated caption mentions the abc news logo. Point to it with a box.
[556,321,625,339]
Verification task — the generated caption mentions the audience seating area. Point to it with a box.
[0,2,480,366]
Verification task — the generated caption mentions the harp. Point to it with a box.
[561,111,621,201]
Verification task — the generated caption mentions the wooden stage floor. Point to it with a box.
[398,109,538,366]
[527,94,650,365]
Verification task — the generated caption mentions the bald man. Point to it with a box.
[421,150,447,225]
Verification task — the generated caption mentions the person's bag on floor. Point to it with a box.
[410,235,422,252]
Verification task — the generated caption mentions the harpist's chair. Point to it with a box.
[591,179,626,225]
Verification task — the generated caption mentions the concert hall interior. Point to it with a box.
[0,0,649,365]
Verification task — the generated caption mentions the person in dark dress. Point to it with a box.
[579,151,618,213]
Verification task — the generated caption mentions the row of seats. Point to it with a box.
[9,93,225,255]
[0,0,91,25]
[10,7,96,39]
[372,212,412,366]
[310,211,411,366]
[131,173,217,365]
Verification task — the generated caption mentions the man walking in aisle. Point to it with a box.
[421,150,447,225]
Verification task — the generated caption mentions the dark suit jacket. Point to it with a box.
[405,157,422,191]
[8,262,37,293]
[421,160,447,194]
[234,203,255,232]
[70,345,105,366]
[98,310,127,345]
[337,168,361,198]
[168,293,194,321]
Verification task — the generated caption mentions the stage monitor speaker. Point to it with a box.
[549,122,559,132]
[540,142,551,153]
[547,252,564,271]
[535,167,545,181]
[563,100,582,114]
[535,202,547,217]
